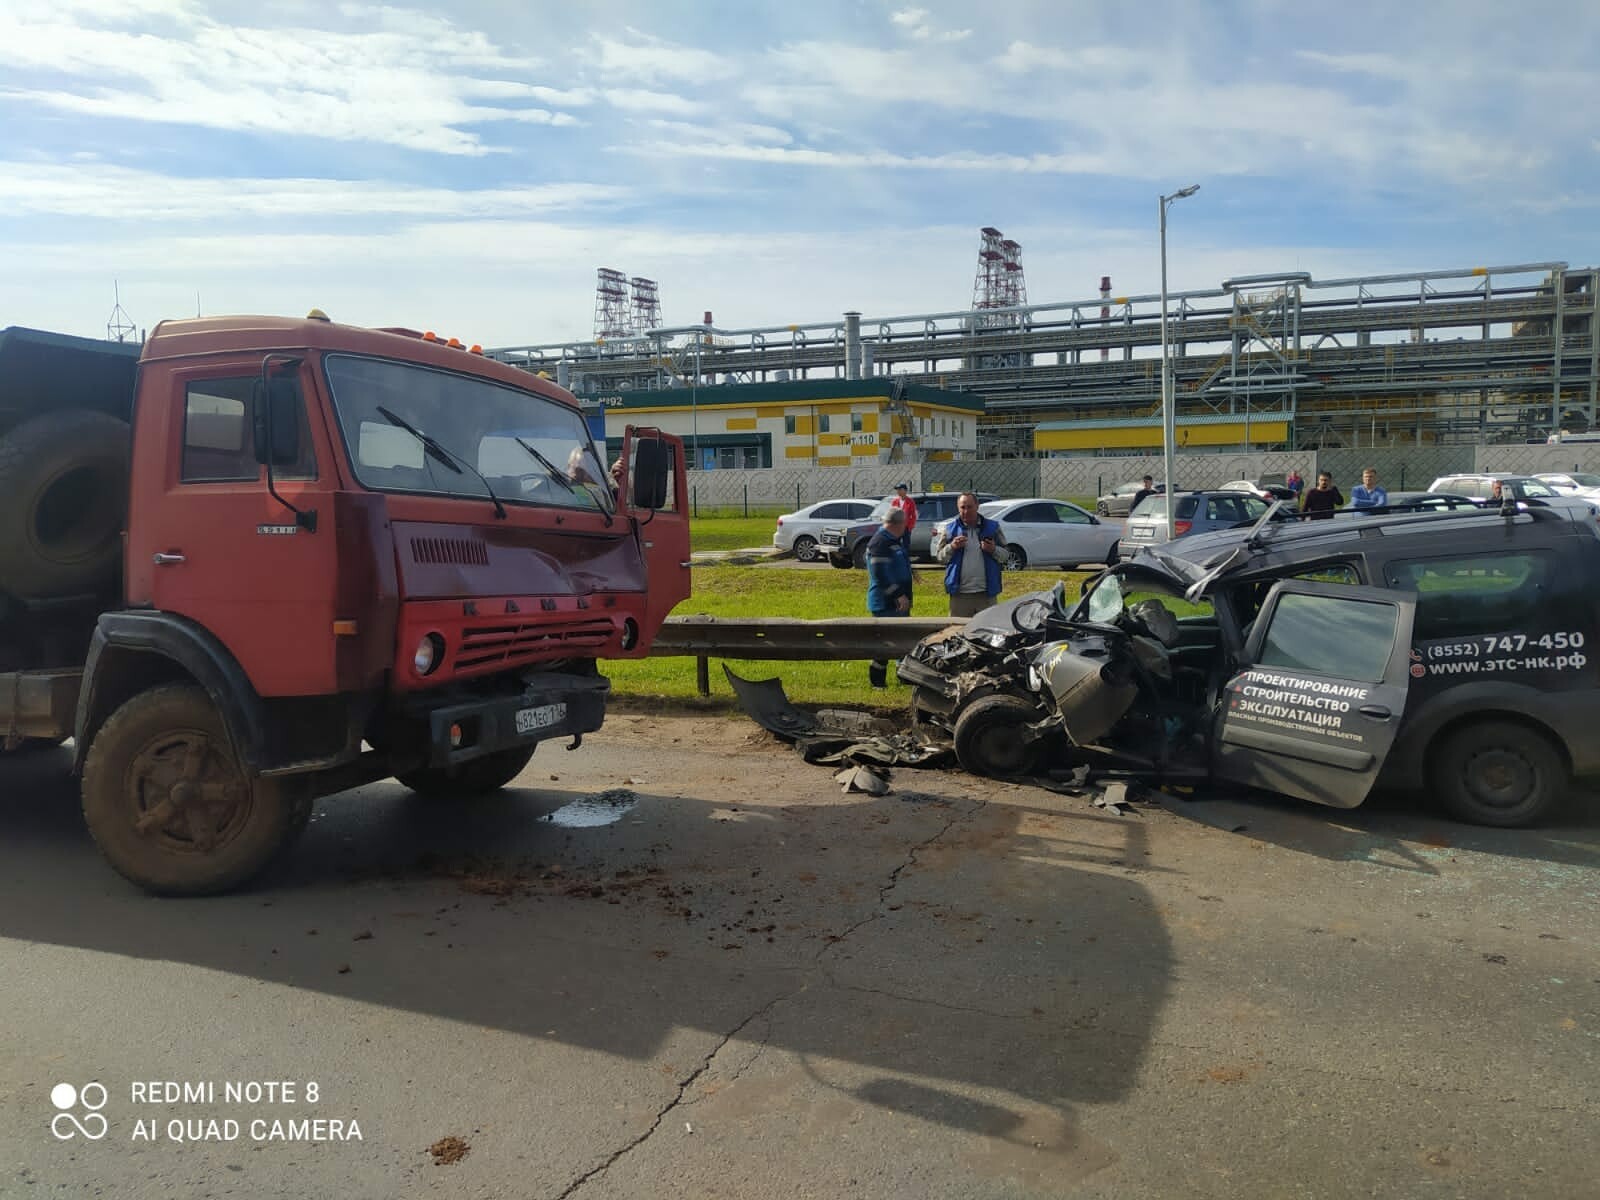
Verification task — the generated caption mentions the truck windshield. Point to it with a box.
[323,353,613,514]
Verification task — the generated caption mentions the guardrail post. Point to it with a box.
[696,656,710,697]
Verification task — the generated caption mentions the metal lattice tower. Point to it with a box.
[972,227,1009,309]
[1000,239,1027,308]
[106,280,137,343]
[629,277,661,334]
[593,267,630,339]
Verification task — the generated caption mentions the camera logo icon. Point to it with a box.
[50,1083,108,1141]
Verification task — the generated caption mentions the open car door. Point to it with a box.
[1213,580,1416,809]
[619,425,691,648]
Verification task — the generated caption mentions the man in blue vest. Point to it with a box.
[865,507,913,687]
[934,492,1006,618]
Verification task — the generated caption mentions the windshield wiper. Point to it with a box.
[512,437,576,495]
[376,406,506,520]
[513,436,615,526]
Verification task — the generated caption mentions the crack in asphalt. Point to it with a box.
[555,989,795,1199]
[557,793,994,1197]
[816,795,988,962]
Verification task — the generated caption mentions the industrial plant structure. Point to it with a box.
[491,258,1598,460]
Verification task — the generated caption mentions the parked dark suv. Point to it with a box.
[821,492,1000,568]
[898,500,1600,827]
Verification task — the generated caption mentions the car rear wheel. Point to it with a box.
[1430,720,1566,828]
[792,534,819,562]
[953,694,1046,778]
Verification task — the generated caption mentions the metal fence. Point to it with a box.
[684,444,1600,515]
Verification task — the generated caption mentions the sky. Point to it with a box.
[1,0,1596,348]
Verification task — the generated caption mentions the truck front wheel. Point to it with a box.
[397,744,537,799]
[81,684,295,895]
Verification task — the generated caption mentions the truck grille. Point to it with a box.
[454,617,614,670]
[411,536,490,566]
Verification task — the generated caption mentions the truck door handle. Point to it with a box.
[152,552,186,566]
[1357,704,1391,720]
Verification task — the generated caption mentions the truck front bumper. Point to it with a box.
[419,671,611,768]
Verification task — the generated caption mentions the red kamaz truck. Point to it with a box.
[0,313,689,894]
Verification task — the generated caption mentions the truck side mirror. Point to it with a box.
[632,435,670,510]
[252,376,302,467]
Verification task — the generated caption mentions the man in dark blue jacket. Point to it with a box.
[865,508,913,687]
[934,492,1006,617]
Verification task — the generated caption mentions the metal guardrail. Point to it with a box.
[650,615,962,696]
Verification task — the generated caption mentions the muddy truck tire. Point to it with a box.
[0,409,129,600]
[81,684,297,896]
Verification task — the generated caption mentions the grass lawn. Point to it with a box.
[605,563,1091,708]
[690,515,783,552]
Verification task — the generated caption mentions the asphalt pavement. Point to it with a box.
[1,717,1594,1198]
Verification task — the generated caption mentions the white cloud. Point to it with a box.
[589,32,735,85]
[602,89,705,116]
[0,163,628,221]
[887,7,969,43]
[0,6,577,155]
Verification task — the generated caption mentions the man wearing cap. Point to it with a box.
[889,483,918,551]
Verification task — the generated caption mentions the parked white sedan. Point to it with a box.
[1535,472,1600,499]
[773,498,877,561]
[979,499,1122,570]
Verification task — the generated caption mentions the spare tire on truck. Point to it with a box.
[0,410,129,599]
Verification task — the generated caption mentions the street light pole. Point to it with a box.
[1159,184,1200,540]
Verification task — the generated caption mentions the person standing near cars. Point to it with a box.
[1301,471,1343,520]
[1349,467,1388,512]
[935,492,1006,618]
[865,508,913,688]
[889,482,918,551]
[1132,475,1158,511]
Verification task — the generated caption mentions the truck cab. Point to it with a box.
[0,314,690,894]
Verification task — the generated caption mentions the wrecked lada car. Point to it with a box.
[898,500,1600,827]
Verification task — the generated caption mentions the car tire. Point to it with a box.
[1104,543,1121,565]
[1429,720,1567,828]
[792,535,819,563]
[398,744,538,799]
[952,693,1046,779]
[1003,544,1027,571]
[827,552,851,570]
[1095,501,1110,516]
[851,541,868,570]
[81,684,296,896]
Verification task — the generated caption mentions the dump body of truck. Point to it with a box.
[1,314,690,894]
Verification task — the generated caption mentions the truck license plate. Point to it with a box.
[514,703,566,735]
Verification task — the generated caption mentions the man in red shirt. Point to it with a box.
[889,483,918,550]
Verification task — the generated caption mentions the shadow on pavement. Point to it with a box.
[1165,781,1599,874]
[0,741,1172,1136]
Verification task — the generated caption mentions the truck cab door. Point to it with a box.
[619,426,690,644]
[1213,580,1416,809]
[128,358,339,696]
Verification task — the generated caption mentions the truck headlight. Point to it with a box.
[413,633,445,675]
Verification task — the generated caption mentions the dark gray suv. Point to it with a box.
[900,499,1600,827]
[821,492,1000,568]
